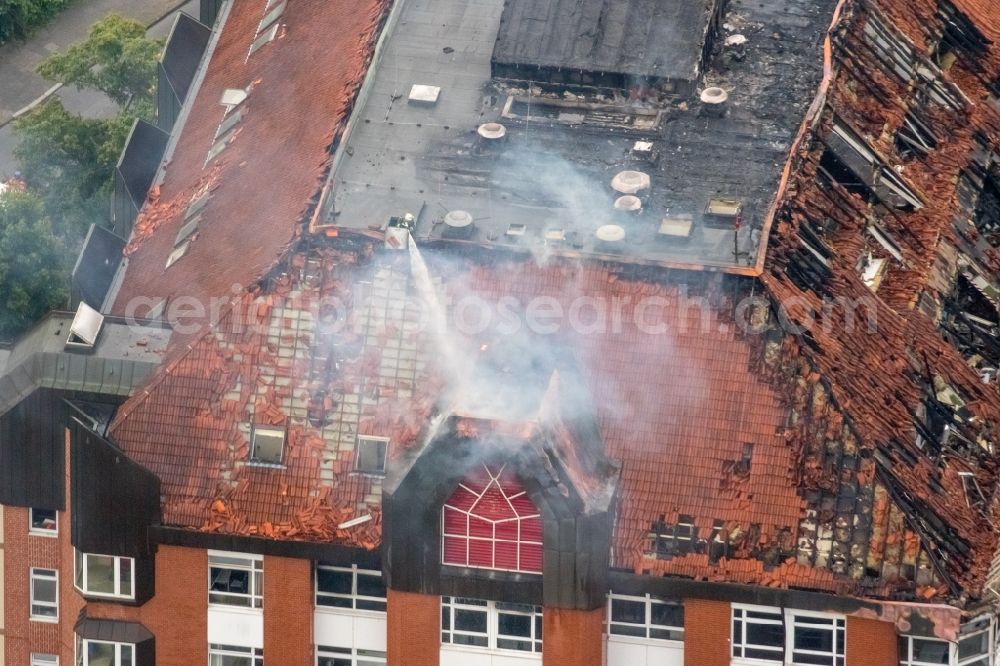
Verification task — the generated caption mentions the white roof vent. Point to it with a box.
[66,302,104,351]
[700,87,729,116]
[614,195,642,212]
[477,122,507,140]
[595,225,626,242]
[725,34,747,47]
[444,210,473,228]
[611,170,651,194]
[408,84,441,104]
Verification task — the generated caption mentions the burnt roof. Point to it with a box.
[491,0,720,83]
[317,0,837,272]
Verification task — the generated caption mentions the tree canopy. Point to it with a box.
[0,0,73,44]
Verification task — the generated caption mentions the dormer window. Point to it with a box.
[250,425,285,466]
[442,464,542,574]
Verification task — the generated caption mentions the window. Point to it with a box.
[209,644,263,666]
[31,654,58,666]
[732,605,784,662]
[788,612,845,666]
[648,515,696,558]
[248,23,278,56]
[354,436,388,475]
[30,508,57,535]
[209,553,263,608]
[74,551,134,600]
[442,463,543,574]
[249,426,285,466]
[76,637,134,666]
[317,646,386,666]
[899,635,951,665]
[607,593,683,641]
[441,597,542,653]
[30,568,58,621]
[316,565,386,611]
[957,615,992,666]
[732,606,846,666]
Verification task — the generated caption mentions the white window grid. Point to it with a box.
[209,644,263,666]
[441,597,542,654]
[316,645,386,666]
[209,553,263,608]
[31,654,59,666]
[29,508,58,536]
[731,605,846,666]
[957,616,993,666]
[899,635,953,666]
[74,550,135,600]
[76,637,135,666]
[606,593,683,642]
[441,465,542,575]
[30,568,58,621]
[315,564,386,612]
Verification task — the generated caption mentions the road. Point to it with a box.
[0,0,199,178]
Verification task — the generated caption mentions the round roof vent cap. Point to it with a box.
[614,195,643,211]
[725,34,747,47]
[611,170,651,194]
[444,210,473,227]
[477,123,507,140]
[700,87,729,105]
[595,224,626,242]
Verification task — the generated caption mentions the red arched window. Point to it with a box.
[442,464,543,573]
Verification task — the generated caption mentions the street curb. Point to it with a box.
[0,0,192,129]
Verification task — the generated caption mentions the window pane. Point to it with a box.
[119,558,133,596]
[958,632,989,659]
[31,509,56,531]
[795,626,834,652]
[791,651,835,665]
[454,609,487,633]
[317,569,353,595]
[498,612,532,638]
[746,622,785,647]
[318,659,351,666]
[650,602,683,628]
[121,644,134,666]
[356,572,386,598]
[86,555,116,594]
[610,624,646,637]
[497,638,533,651]
[33,575,57,603]
[452,633,489,648]
[211,567,250,594]
[911,638,949,664]
[87,642,115,663]
[611,599,645,624]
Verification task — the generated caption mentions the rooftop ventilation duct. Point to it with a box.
[443,209,474,238]
[477,123,507,140]
[595,224,626,251]
[700,87,729,116]
[614,195,643,212]
[611,170,650,194]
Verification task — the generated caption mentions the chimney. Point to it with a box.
[699,87,729,117]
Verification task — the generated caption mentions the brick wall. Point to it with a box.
[846,616,897,666]
[542,606,604,665]
[684,598,731,666]
[387,589,439,666]
[263,555,313,666]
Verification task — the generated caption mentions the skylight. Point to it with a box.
[248,23,278,57]
[250,426,285,465]
[258,1,286,34]
[165,242,189,269]
[66,302,105,351]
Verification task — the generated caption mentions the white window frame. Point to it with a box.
[957,616,993,666]
[208,552,263,608]
[74,549,135,600]
[209,644,263,666]
[316,645,386,665]
[354,436,388,475]
[30,568,58,622]
[899,635,954,666]
[606,593,684,642]
[785,609,845,666]
[31,654,59,666]
[76,636,135,666]
[440,596,542,654]
[29,508,58,537]
[732,604,785,663]
[315,564,386,612]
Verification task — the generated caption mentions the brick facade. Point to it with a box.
[541,606,604,665]
[684,598,731,666]
[263,555,313,666]
[847,616,898,666]
[387,589,440,666]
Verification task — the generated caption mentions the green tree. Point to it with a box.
[36,13,162,115]
[0,0,73,44]
[0,190,69,340]
[13,98,131,238]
